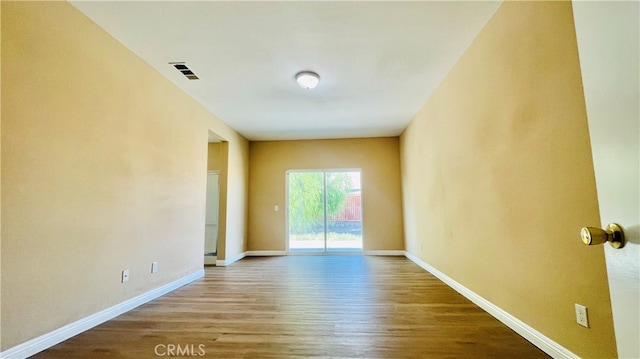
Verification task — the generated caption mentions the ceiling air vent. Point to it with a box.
[169,62,199,80]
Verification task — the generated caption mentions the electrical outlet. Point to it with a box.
[575,303,589,328]
[121,269,130,283]
[151,262,158,273]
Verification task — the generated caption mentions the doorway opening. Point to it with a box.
[204,131,228,266]
[287,170,363,253]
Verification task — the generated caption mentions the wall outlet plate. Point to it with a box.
[575,303,589,328]
[151,262,158,273]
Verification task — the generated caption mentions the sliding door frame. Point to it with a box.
[285,168,363,255]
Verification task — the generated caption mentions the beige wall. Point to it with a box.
[1,1,248,350]
[400,2,615,357]
[222,140,249,258]
[249,138,403,252]
[207,143,221,172]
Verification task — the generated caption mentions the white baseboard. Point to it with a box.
[203,255,217,265]
[0,270,204,359]
[245,250,287,256]
[404,252,578,359]
[364,250,406,256]
[215,251,246,266]
[244,250,406,256]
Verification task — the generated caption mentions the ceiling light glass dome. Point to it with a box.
[295,71,320,89]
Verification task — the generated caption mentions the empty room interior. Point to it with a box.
[1,1,639,359]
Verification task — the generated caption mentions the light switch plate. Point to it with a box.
[121,269,130,283]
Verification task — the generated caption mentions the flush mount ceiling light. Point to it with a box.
[295,71,320,89]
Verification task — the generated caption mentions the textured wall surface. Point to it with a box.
[1,2,248,350]
[400,2,616,357]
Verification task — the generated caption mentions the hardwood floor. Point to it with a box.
[33,256,550,358]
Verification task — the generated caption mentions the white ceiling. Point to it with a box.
[71,1,501,141]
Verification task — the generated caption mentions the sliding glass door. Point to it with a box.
[287,170,362,253]
[288,171,325,252]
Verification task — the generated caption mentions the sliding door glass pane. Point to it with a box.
[288,172,325,252]
[326,171,362,252]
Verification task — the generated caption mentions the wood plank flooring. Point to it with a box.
[32,256,550,358]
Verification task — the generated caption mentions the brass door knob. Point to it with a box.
[580,223,625,249]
